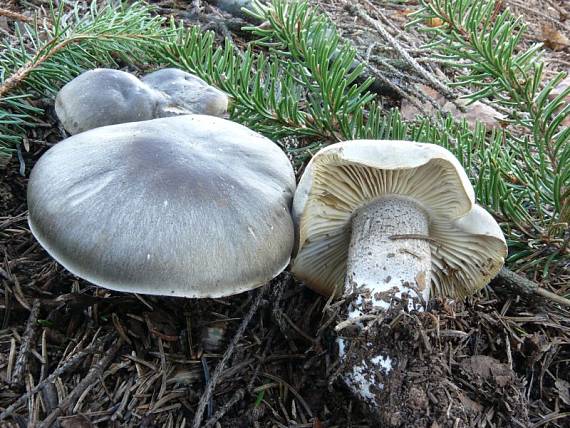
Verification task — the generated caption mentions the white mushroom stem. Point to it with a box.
[345,195,432,314]
[339,196,432,405]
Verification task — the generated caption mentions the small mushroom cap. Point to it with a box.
[213,0,255,17]
[55,69,163,135]
[142,69,228,117]
[291,140,506,298]
[28,115,295,298]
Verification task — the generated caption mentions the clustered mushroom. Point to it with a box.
[141,68,228,117]
[55,68,228,135]
[28,67,507,418]
[291,139,507,407]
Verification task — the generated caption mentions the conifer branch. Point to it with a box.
[407,0,569,273]
[0,1,174,160]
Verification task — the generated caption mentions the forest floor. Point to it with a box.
[1,0,569,427]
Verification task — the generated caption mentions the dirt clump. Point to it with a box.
[336,299,532,427]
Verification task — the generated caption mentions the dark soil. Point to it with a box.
[1,0,570,427]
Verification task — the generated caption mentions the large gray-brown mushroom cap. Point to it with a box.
[28,115,295,298]
[142,68,228,117]
[55,69,164,135]
[291,140,507,299]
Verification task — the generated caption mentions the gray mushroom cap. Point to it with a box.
[55,68,229,135]
[28,115,295,298]
[142,68,228,117]
[55,69,164,135]
[212,0,256,17]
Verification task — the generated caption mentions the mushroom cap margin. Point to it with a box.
[429,204,507,299]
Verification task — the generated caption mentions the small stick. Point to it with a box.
[357,51,430,113]
[202,389,245,428]
[191,285,267,428]
[11,299,40,386]
[495,268,570,307]
[261,372,314,418]
[543,0,569,20]
[335,314,380,331]
[0,339,107,421]
[7,338,16,383]
[508,0,570,30]
[201,356,213,418]
[345,3,456,100]
[202,314,283,426]
[38,338,124,428]
[0,8,32,22]
[190,0,202,17]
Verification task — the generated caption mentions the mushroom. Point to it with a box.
[55,68,228,135]
[291,139,506,407]
[142,68,228,117]
[212,0,256,17]
[27,115,295,298]
[55,69,164,135]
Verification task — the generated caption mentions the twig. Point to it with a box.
[201,356,213,419]
[202,389,245,428]
[0,339,106,421]
[7,338,16,383]
[202,307,281,426]
[494,268,570,307]
[543,0,569,19]
[344,3,456,100]
[335,314,380,331]
[11,299,41,386]
[38,338,123,428]
[261,372,314,418]
[276,309,317,344]
[0,8,32,22]
[356,51,430,113]
[362,0,419,46]
[190,0,202,18]
[367,53,447,113]
[0,33,150,97]
[191,284,268,428]
[507,0,570,30]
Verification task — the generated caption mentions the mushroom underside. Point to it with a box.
[290,140,507,415]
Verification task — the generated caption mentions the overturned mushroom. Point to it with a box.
[291,140,506,408]
[55,68,228,135]
[28,115,295,298]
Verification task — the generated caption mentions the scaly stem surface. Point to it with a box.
[340,196,431,405]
